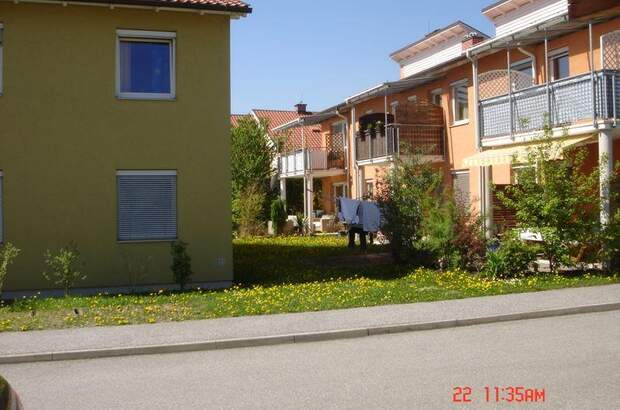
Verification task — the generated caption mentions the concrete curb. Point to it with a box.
[1,301,619,365]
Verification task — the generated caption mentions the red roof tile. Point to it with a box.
[230,114,248,127]
[156,0,251,12]
[48,0,252,13]
[251,109,323,151]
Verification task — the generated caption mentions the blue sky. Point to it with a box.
[231,0,495,114]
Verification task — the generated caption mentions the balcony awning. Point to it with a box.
[462,135,594,167]
[344,74,445,106]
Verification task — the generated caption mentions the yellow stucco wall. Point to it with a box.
[0,3,233,291]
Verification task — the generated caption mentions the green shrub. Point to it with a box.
[375,151,442,263]
[0,243,20,298]
[43,242,85,296]
[377,151,486,270]
[270,198,287,235]
[418,193,486,272]
[170,241,193,291]
[496,127,618,273]
[451,209,487,272]
[234,184,267,237]
[231,117,277,225]
[483,231,539,278]
[294,213,308,236]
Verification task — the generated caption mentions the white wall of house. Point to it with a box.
[399,38,463,79]
[488,0,568,38]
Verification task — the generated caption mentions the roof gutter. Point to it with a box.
[517,47,537,82]
[466,14,569,57]
[334,108,350,178]
[4,0,252,17]
[465,48,481,151]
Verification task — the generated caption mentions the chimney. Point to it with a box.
[462,32,485,51]
[295,102,309,115]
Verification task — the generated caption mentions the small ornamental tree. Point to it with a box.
[270,198,287,235]
[235,183,267,237]
[377,144,486,269]
[170,241,193,291]
[0,243,20,298]
[43,242,86,296]
[375,151,442,263]
[496,126,619,273]
[231,117,277,226]
[419,195,486,272]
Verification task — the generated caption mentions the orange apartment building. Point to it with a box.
[274,0,620,235]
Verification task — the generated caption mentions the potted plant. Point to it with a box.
[375,121,384,137]
[365,123,374,139]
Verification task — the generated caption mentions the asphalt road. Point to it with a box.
[2,311,619,409]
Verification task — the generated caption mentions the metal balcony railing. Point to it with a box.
[278,147,345,177]
[355,124,445,161]
[480,70,620,140]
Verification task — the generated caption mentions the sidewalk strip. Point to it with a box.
[1,301,619,365]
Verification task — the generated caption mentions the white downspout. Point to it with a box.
[301,119,308,222]
[351,106,359,199]
[335,109,350,197]
[467,51,492,238]
[517,47,537,83]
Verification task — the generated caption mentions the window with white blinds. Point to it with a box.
[451,79,469,123]
[117,171,177,241]
[452,171,470,208]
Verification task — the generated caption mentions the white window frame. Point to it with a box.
[450,79,469,126]
[511,164,536,184]
[116,170,178,176]
[116,29,176,101]
[407,95,418,103]
[331,120,346,135]
[0,24,4,96]
[548,47,569,82]
[333,182,348,198]
[364,179,374,197]
[117,170,178,242]
[390,101,399,115]
[511,57,532,73]
[430,88,442,106]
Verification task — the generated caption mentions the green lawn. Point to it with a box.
[0,236,617,332]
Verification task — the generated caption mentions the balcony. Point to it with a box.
[479,70,620,141]
[279,146,345,178]
[355,124,445,162]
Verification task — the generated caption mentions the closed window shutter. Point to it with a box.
[117,173,177,241]
[452,172,470,207]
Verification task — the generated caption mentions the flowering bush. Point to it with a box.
[42,242,86,296]
[496,129,619,273]
[375,152,441,263]
[0,243,20,298]
[376,151,485,271]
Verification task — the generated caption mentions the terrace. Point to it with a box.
[355,102,446,163]
[278,142,345,178]
[479,69,620,141]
